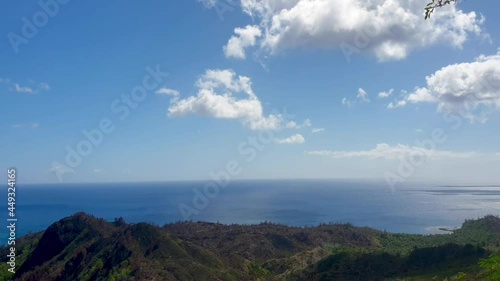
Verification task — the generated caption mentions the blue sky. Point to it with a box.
[1,0,500,184]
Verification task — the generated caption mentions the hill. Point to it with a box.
[0,213,499,281]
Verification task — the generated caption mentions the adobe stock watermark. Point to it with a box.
[7,0,71,54]
[340,21,393,63]
[384,110,465,190]
[179,108,295,220]
[198,0,239,21]
[384,77,496,190]
[48,65,169,182]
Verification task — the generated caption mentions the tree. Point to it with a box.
[479,254,500,281]
[425,0,460,19]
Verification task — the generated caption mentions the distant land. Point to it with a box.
[1,213,499,281]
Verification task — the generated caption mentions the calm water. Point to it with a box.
[2,180,500,242]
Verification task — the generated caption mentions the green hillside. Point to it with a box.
[1,214,499,281]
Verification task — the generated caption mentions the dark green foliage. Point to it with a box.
[164,221,380,262]
[248,261,271,280]
[454,215,500,247]
[2,213,246,281]
[379,232,455,256]
[301,243,487,281]
[0,213,498,280]
[379,215,500,256]
[479,254,500,280]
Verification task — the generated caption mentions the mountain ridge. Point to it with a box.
[1,213,499,281]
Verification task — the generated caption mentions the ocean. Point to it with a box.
[2,180,500,242]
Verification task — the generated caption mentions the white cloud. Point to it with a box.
[406,87,437,103]
[342,97,353,108]
[286,119,311,129]
[302,118,312,127]
[47,162,74,179]
[496,153,500,156]
[198,0,236,9]
[14,83,34,93]
[286,121,298,128]
[224,25,262,59]
[387,100,407,109]
[93,169,102,173]
[198,0,217,8]
[2,80,50,94]
[343,88,369,107]
[156,88,179,97]
[275,134,305,144]
[390,50,500,121]
[166,69,285,130]
[306,143,476,159]
[312,128,325,133]
[11,122,39,129]
[38,82,50,91]
[156,87,180,103]
[378,89,394,99]
[357,88,370,102]
[415,129,423,133]
[231,0,484,61]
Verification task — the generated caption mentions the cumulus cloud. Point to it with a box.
[388,51,500,121]
[285,118,312,129]
[302,118,312,127]
[156,88,179,97]
[166,69,285,130]
[387,100,407,109]
[312,128,325,133]
[229,0,485,61]
[286,121,298,128]
[357,88,370,102]
[306,143,476,159]
[342,97,353,108]
[275,134,305,144]
[343,89,370,107]
[378,89,394,99]
[156,87,180,103]
[224,25,262,59]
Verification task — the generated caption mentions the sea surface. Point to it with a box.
[2,180,500,242]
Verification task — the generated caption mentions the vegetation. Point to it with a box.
[480,254,500,280]
[425,0,460,19]
[0,213,499,280]
[294,243,486,281]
